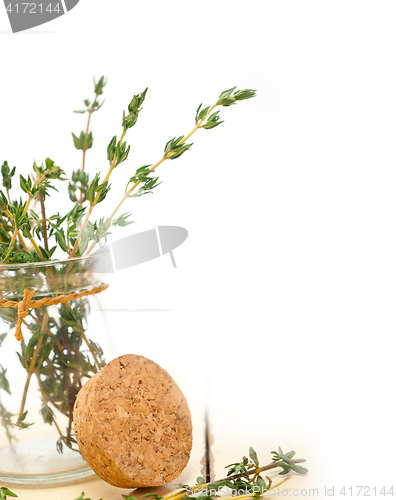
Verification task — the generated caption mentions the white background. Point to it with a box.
[1,0,396,495]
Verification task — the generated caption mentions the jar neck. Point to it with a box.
[0,259,103,299]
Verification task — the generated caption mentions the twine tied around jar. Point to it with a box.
[0,282,109,341]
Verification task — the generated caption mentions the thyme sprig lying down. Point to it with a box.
[0,80,256,264]
[124,447,308,500]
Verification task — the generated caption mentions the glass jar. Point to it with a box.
[0,257,111,485]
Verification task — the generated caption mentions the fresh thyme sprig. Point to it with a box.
[270,447,308,476]
[131,447,306,500]
[0,487,17,499]
[191,446,307,498]
[0,159,67,263]
[1,161,16,204]
[69,76,107,205]
[68,87,147,258]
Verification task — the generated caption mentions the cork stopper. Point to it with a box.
[73,354,193,488]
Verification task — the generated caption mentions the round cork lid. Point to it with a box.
[73,354,193,488]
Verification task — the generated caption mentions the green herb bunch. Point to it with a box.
[0,79,256,452]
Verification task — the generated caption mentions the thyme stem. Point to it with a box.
[218,459,307,483]
[81,331,101,372]
[26,233,44,260]
[17,314,48,425]
[81,109,93,174]
[3,208,29,252]
[6,173,45,254]
[35,372,67,443]
[17,231,29,251]
[81,85,101,174]
[39,192,49,253]
[224,477,291,499]
[69,130,127,258]
[29,308,64,353]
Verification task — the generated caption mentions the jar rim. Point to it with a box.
[0,255,94,270]
[0,256,104,299]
